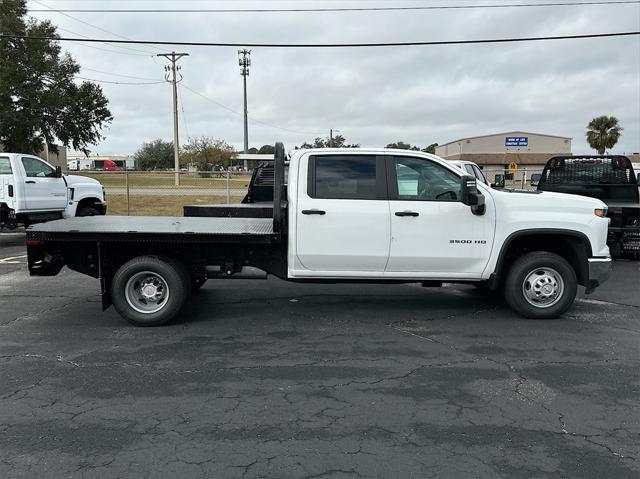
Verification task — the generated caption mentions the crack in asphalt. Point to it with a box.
[386,315,637,463]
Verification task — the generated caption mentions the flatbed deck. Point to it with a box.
[27,216,279,244]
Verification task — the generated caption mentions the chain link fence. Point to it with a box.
[74,166,547,216]
[483,168,545,189]
[74,170,250,216]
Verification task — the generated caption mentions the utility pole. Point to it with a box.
[329,129,340,148]
[158,52,189,186]
[238,49,251,170]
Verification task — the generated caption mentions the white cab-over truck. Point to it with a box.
[26,143,612,326]
[0,153,106,230]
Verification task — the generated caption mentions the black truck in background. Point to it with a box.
[535,155,640,259]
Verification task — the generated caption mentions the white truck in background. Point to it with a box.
[0,153,106,230]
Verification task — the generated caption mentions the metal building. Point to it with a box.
[435,131,572,179]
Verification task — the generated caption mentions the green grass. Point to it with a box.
[107,194,243,216]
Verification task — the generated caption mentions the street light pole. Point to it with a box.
[238,49,251,170]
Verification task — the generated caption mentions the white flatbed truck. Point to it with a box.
[26,143,612,326]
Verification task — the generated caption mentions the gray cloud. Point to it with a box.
[28,0,640,155]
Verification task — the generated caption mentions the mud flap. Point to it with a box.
[97,242,113,311]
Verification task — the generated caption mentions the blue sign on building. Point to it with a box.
[505,136,528,147]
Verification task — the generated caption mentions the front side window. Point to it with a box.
[394,157,461,201]
[0,157,11,174]
[310,155,377,200]
[21,157,56,178]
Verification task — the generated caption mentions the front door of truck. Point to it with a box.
[295,153,391,273]
[20,156,67,210]
[385,155,495,277]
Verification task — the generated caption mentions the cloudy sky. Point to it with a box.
[27,0,640,155]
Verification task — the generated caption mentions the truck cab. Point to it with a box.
[26,143,613,326]
[0,153,106,229]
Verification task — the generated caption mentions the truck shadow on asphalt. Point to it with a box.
[168,282,540,329]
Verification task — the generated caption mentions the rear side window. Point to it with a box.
[308,155,378,200]
[0,157,11,174]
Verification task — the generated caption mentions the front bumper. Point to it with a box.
[585,257,613,294]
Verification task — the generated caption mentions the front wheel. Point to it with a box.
[111,256,188,326]
[503,252,577,319]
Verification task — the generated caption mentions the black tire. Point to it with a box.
[165,257,192,300]
[77,206,100,217]
[503,252,577,319]
[111,256,188,326]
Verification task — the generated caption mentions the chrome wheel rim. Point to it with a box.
[125,271,170,314]
[522,267,564,308]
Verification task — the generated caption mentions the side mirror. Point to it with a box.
[491,174,505,189]
[460,175,485,215]
[55,166,63,178]
[637,173,640,184]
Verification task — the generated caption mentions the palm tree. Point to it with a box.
[586,116,623,155]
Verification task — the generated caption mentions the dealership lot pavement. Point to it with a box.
[1,235,639,478]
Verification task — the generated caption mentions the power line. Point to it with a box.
[74,76,164,85]
[26,14,153,56]
[30,0,162,54]
[81,67,161,81]
[180,83,324,136]
[3,30,637,48]
[26,1,640,13]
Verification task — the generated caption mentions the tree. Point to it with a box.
[423,143,438,154]
[385,141,438,153]
[247,147,259,154]
[385,141,420,150]
[296,134,360,149]
[258,144,275,154]
[133,139,174,170]
[180,136,237,170]
[0,0,112,154]
[586,116,622,154]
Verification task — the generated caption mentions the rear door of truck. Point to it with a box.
[295,152,391,272]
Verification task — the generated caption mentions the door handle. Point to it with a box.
[395,211,419,217]
[301,209,326,215]
[25,180,36,184]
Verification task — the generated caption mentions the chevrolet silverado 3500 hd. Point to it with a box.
[26,143,612,326]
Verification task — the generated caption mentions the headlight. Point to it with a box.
[594,207,607,217]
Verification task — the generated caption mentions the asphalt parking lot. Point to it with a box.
[1,232,639,478]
